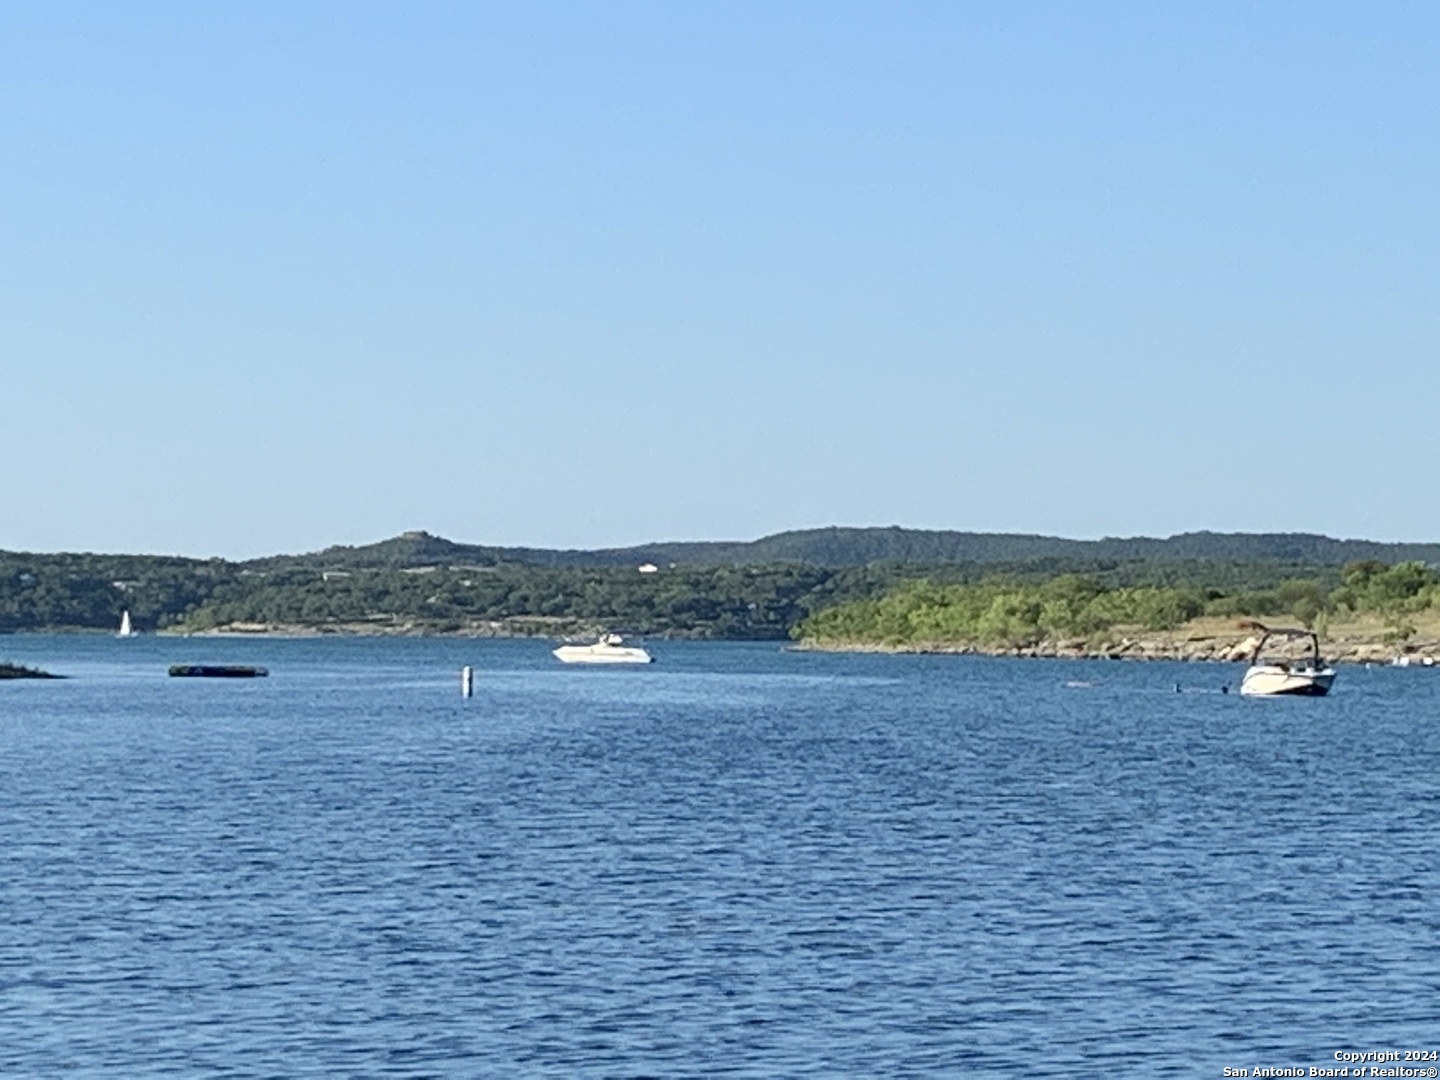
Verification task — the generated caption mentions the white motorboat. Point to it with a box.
[552,633,653,665]
[1240,626,1335,697]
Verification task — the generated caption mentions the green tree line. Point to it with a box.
[2,549,1435,641]
[795,561,1440,648]
[181,564,855,639]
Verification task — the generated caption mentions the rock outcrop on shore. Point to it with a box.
[0,662,60,679]
[794,616,1434,668]
[797,626,1440,665]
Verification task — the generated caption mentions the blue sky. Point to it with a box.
[3,2,1437,557]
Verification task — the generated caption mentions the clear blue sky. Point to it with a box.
[4,2,1437,558]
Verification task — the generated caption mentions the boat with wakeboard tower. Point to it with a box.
[1239,624,1335,697]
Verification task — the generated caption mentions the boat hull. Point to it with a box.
[552,645,652,665]
[1240,665,1334,697]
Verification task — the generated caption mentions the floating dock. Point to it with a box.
[168,665,269,678]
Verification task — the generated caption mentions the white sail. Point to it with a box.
[118,610,133,637]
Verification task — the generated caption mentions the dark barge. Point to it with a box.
[168,665,269,678]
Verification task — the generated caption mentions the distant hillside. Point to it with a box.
[643,528,1440,568]
[242,530,512,570]
[3,526,1437,637]
[245,527,1440,571]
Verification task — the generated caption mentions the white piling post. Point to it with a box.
[461,665,473,699]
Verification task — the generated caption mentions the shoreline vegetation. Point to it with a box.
[1,530,1438,663]
[792,565,1440,666]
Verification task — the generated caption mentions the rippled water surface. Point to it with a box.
[2,636,1438,1076]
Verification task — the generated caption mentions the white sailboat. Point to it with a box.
[118,610,134,638]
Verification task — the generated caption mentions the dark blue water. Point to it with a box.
[1,635,1438,1076]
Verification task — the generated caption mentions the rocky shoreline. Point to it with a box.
[172,617,589,638]
[133,619,1440,667]
[0,662,61,679]
[169,618,720,640]
[794,628,1440,666]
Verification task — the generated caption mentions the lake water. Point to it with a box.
[1,635,1437,1077]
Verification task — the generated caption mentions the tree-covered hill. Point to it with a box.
[1,528,1437,636]
[240,528,1440,573]
[0,551,233,633]
[622,528,1440,568]
[241,530,512,571]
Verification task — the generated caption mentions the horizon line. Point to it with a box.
[6,525,1440,563]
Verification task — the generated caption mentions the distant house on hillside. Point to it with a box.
[638,563,659,574]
